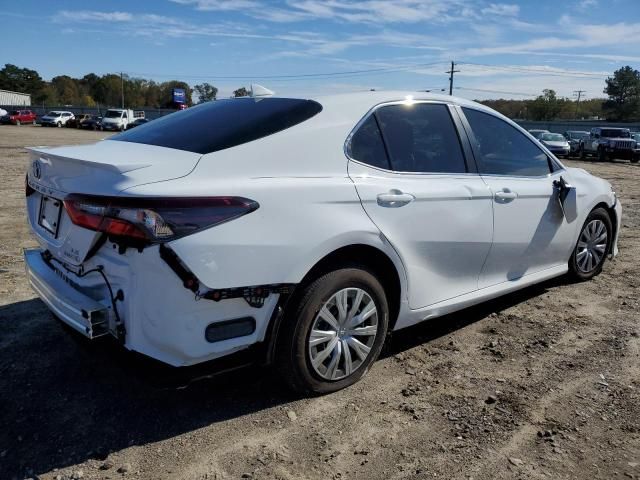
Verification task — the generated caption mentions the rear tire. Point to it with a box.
[569,208,612,281]
[276,267,389,394]
[15,120,21,126]
[56,121,62,128]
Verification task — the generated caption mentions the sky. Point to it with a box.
[1,0,640,100]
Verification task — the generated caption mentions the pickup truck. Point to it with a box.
[0,109,37,125]
[580,127,639,162]
[101,109,145,131]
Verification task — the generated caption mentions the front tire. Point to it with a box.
[569,208,612,281]
[276,267,389,394]
[56,121,62,128]
[598,147,607,162]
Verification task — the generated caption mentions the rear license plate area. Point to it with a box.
[38,195,63,237]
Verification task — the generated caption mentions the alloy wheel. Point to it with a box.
[308,287,378,381]
[576,219,608,273]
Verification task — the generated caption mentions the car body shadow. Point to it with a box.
[0,273,577,478]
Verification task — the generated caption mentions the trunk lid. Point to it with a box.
[26,140,202,265]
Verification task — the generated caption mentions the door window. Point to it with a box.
[376,103,467,174]
[463,108,551,176]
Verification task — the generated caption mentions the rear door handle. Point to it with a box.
[494,189,518,202]
[377,190,415,208]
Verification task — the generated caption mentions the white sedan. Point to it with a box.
[23,89,620,394]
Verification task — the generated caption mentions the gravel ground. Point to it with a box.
[0,125,638,480]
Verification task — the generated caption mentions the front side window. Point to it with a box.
[462,108,551,177]
[375,103,467,173]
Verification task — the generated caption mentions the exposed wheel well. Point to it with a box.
[298,244,403,331]
[592,202,617,254]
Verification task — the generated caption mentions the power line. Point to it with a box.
[457,62,608,79]
[455,86,537,97]
[124,61,448,81]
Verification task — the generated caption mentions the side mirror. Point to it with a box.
[553,176,577,222]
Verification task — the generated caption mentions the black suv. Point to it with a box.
[580,127,639,162]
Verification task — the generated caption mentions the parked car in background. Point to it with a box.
[1,109,37,125]
[580,127,639,162]
[101,109,145,131]
[40,111,75,128]
[23,91,621,394]
[538,133,570,157]
[528,129,550,139]
[127,118,150,129]
[66,114,92,128]
[78,115,102,130]
[564,131,590,156]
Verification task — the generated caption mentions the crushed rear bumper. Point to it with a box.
[24,248,110,338]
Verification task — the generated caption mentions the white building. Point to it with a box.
[0,89,31,106]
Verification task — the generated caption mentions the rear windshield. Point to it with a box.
[111,97,323,154]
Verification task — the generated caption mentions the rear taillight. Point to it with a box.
[63,195,259,244]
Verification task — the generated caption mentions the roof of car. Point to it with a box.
[310,90,485,112]
[289,90,510,130]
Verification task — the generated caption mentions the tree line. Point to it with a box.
[477,66,640,122]
[1,63,639,120]
[0,64,254,108]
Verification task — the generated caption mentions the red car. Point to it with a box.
[1,109,37,125]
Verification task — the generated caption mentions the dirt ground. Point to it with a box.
[0,125,638,480]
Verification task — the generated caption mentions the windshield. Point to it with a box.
[541,133,565,142]
[47,111,61,116]
[112,97,323,154]
[105,110,123,118]
[601,129,630,138]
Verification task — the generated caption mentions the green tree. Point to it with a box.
[233,86,249,97]
[603,66,640,121]
[159,80,193,107]
[51,75,81,105]
[194,83,218,102]
[529,89,563,121]
[0,64,45,95]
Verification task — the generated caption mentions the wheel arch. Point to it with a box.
[296,243,403,330]
[592,201,618,254]
[263,243,405,365]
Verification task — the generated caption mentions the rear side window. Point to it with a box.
[462,108,551,177]
[348,114,390,169]
[375,103,467,173]
[111,98,323,154]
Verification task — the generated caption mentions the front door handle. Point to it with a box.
[494,189,518,203]
[377,190,415,208]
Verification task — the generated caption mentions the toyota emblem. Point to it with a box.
[32,161,41,179]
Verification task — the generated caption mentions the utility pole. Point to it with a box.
[446,61,459,96]
[573,90,585,119]
[120,72,125,108]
